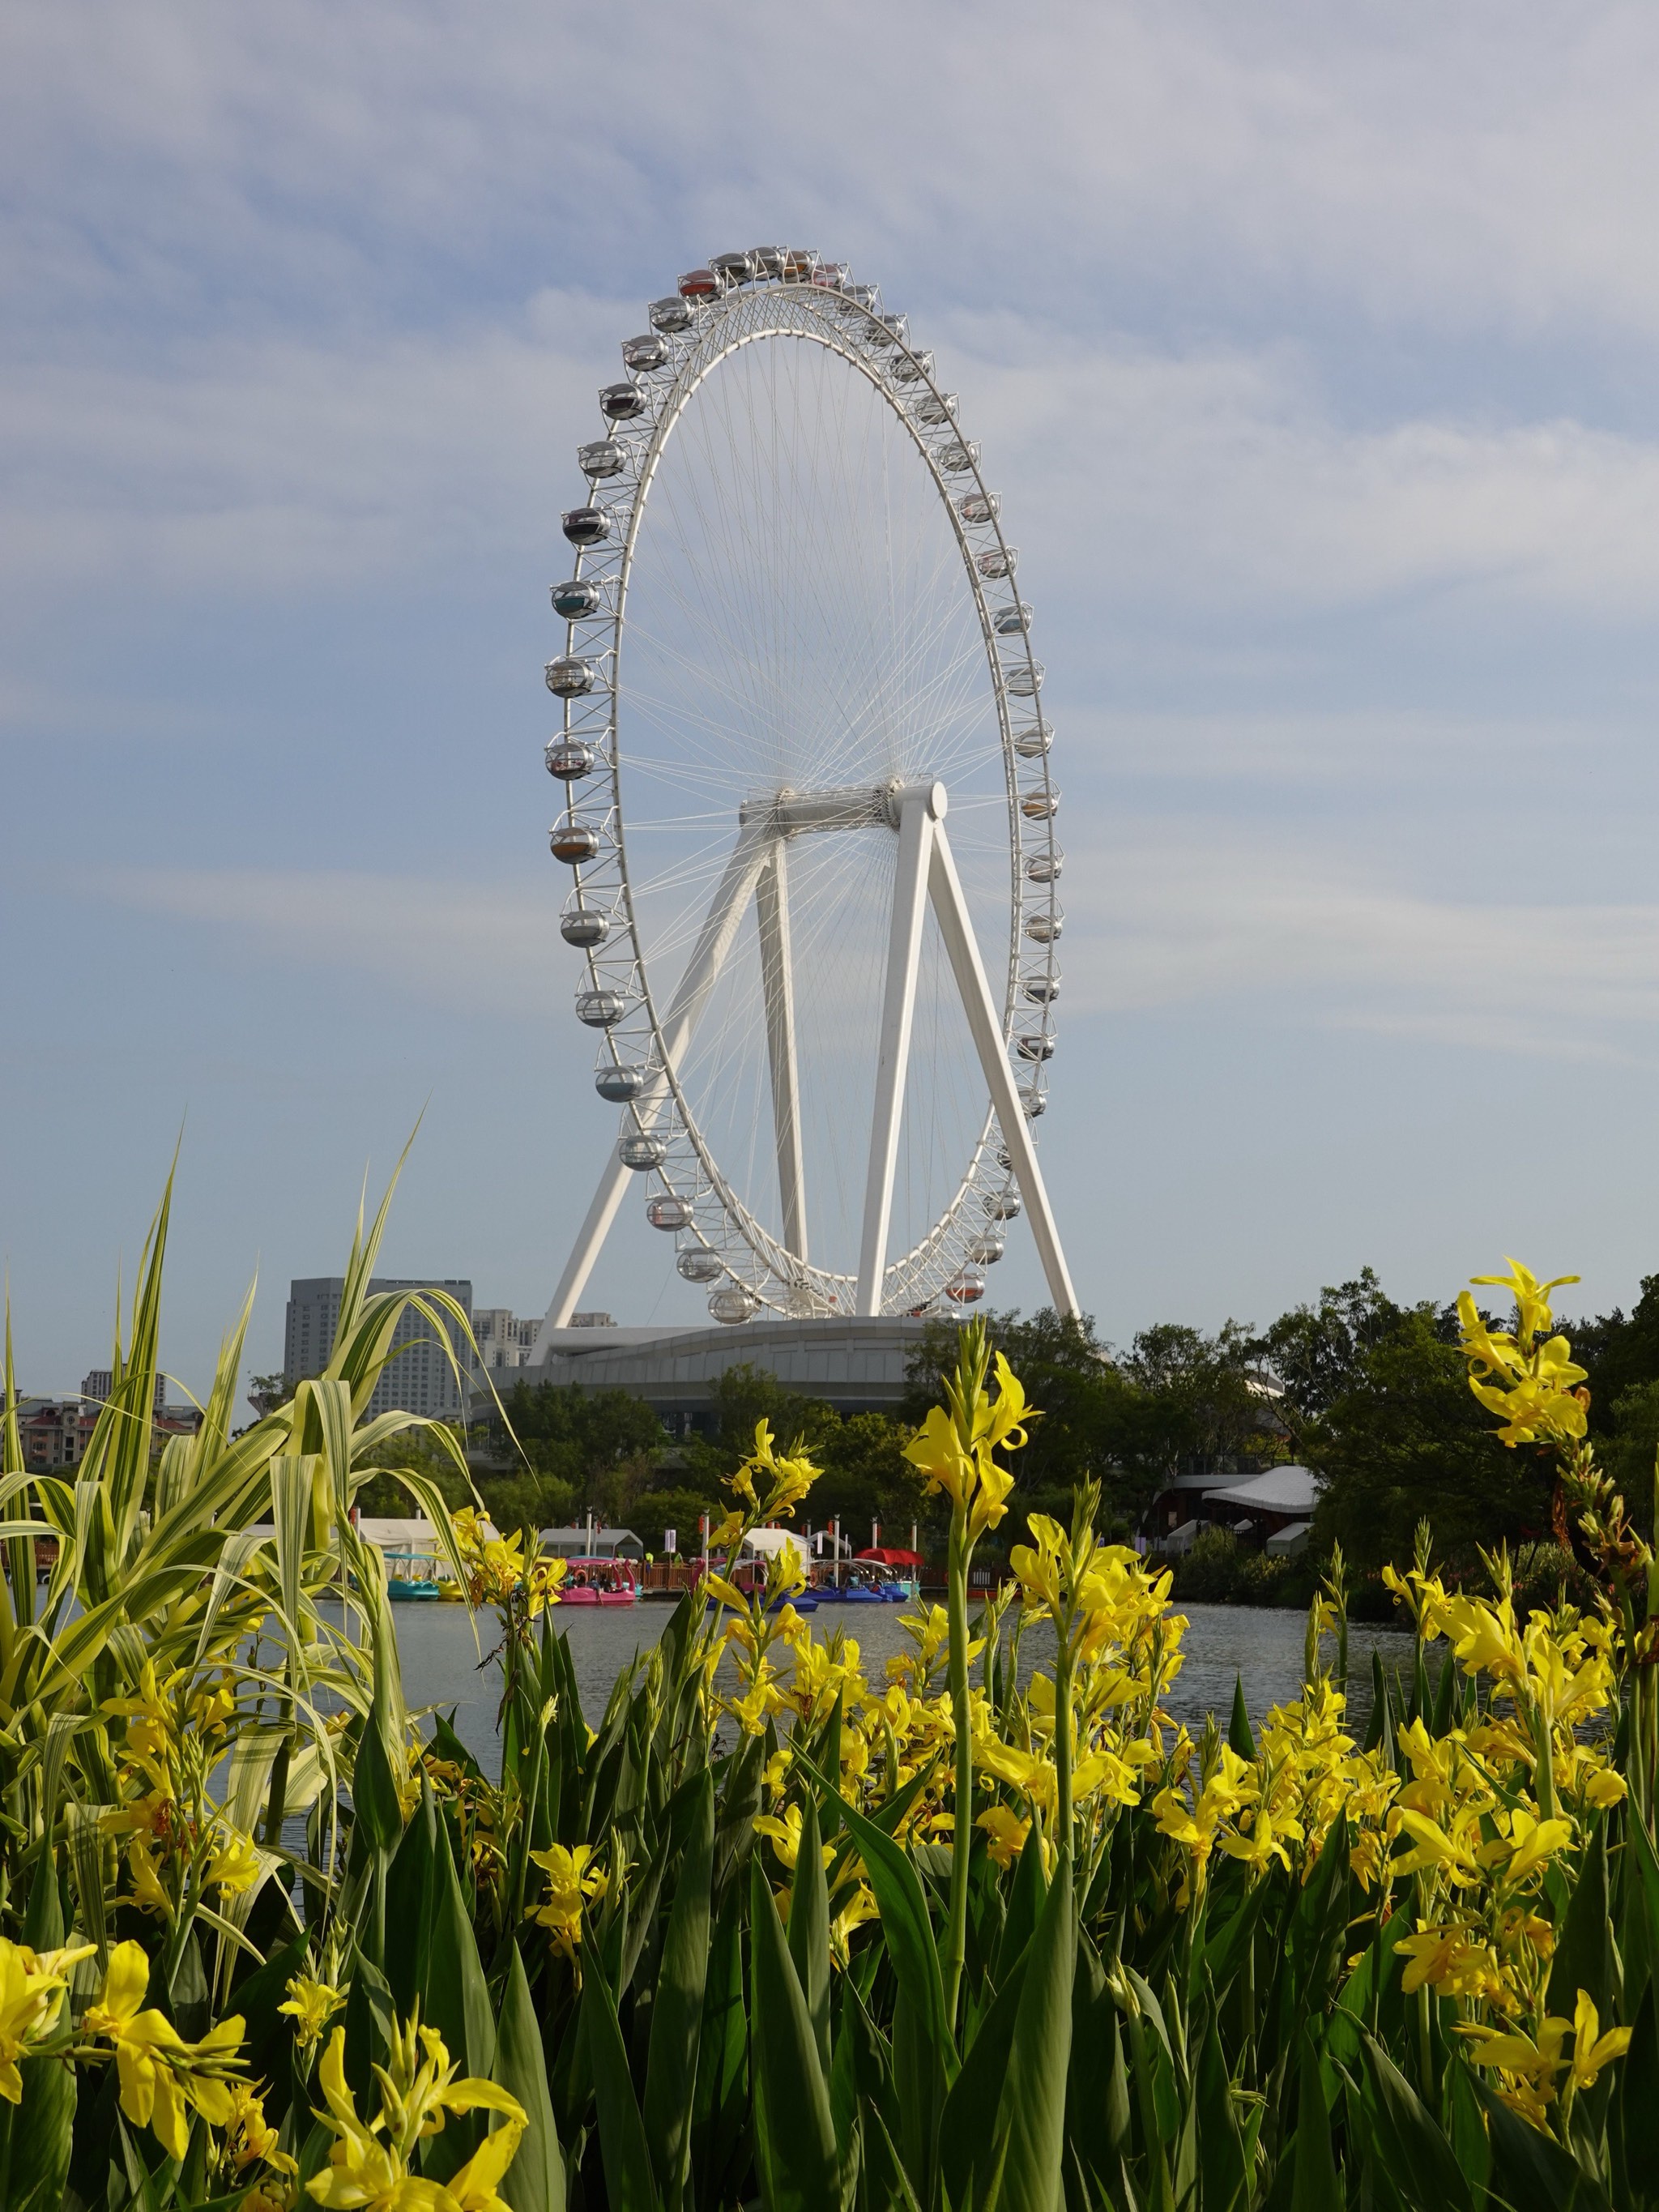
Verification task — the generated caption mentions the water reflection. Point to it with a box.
[386,1598,1407,1781]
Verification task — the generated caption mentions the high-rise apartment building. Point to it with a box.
[471,1309,539,1375]
[283,1278,476,1420]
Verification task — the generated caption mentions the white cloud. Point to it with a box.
[1061,823,1659,1058]
[92,865,563,1018]
[83,840,1659,1070]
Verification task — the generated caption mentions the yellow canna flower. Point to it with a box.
[1568,1989,1631,2091]
[306,2016,526,2211]
[526,1843,608,1958]
[976,1804,1031,1869]
[84,1941,246,2160]
[0,1937,96,2103]
[278,1973,348,2051]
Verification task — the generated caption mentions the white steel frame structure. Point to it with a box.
[533,251,1077,1339]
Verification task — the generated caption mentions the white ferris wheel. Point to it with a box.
[535,247,1077,1335]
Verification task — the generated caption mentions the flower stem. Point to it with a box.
[944,1514,972,2027]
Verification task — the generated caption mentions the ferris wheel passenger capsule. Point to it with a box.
[678,267,719,298]
[1018,1084,1047,1118]
[1026,907,1063,943]
[576,989,625,1027]
[546,739,596,779]
[550,821,602,865]
[599,382,646,421]
[1017,1033,1056,1062]
[621,334,667,372]
[869,313,908,347]
[562,506,611,547]
[1020,788,1059,820]
[938,441,980,473]
[619,1134,667,1171]
[708,1285,760,1323]
[1006,661,1044,698]
[890,350,934,383]
[779,248,820,279]
[945,1269,987,1305]
[710,250,757,287]
[842,283,879,310]
[993,603,1033,635]
[1024,974,1060,1002]
[544,655,596,698]
[648,297,695,333]
[968,1234,1006,1266]
[578,440,626,480]
[976,546,1017,579]
[559,903,609,948]
[811,262,851,289]
[1014,720,1053,758]
[915,393,958,426]
[984,1189,1024,1220]
[1026,848,1062,883]
[551,578,603,618]
[646,1195,693,1231]
[676,1248,724,1283]
[595,1065,648,1102]
[957,489,999,521]
[748,248,784,280]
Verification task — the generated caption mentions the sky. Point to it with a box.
[6,1,1659,1397]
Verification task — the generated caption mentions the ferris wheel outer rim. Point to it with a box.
[548,272,1060,1317]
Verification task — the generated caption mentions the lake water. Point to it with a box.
[390,1598,1407,1780]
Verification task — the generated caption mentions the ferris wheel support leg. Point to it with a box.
[756,843,808,1264]
[855,794,938,1316]
[533,829,775,1353]
[927,823,1081,1321]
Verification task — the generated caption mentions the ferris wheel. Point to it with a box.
[534,249,1077,1333]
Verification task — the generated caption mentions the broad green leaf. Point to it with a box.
[420,1807,497,2184]
[750,1855,839,2212]
[645,1768,714,2212]
[584,1930,661,2212]
[996,1848,1074,2212]
[817,1766,957,2086]
[788,1791,832,2077]
[495,1940,565,2212]
[1358,2031,1470,2212]
[1289,2034,1339,2212]
[1548,1817,1612,2022]
[940,1942,1027,2212]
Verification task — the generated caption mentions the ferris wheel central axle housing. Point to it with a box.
[737,779,948,837]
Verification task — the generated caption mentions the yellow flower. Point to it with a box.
[84,1941,246,2159]
[225,2079,296,2177]
[753,1805,834,1874]
[526,1843,607,1957]
[278,1974,348,2052]
[0,1937,96,2102]
[1568,1989,1631,2091]
[306,2017,525,2211]
[1395,1924,1502,2000]
[1457,1265,1588,1447]
[1501,1806,1573,1884]
[976,1804,1030,1869]
[206,1821,262,1896]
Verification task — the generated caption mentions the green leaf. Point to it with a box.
[495,1940,565,2212]
[995,1848,1075,2212]
[940,1943,1027,2212]
[645,1768,714,2212]
[420,1806,497,2184]
[584,1928,661,2212]
[808,1761,957,2086]
[1358,2031,1470,2212]
[383,1783,437,2021]
[788,1790,832,2077]
[749,1855,839,2212]
[1193,1999,1248,2212]
[1549,1817,1612,2023]
[1289,2035,1339,2212]
[1464,2063,1609,2212]
[1228,1675,1256,1760]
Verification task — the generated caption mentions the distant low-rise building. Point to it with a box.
[472,1308,539,1376]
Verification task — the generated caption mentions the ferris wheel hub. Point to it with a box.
[737,779,949,837]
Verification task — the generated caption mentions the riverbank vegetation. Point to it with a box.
[0,1181,1654,2209]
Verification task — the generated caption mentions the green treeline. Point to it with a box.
[369,1266,1659,1600]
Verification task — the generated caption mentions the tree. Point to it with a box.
[247,1373,287,1420]
[681,1364,925,1546]
[1307,1309,1545,1569]
[491,1381,664,1501]
[1248,1269,1408,1424]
